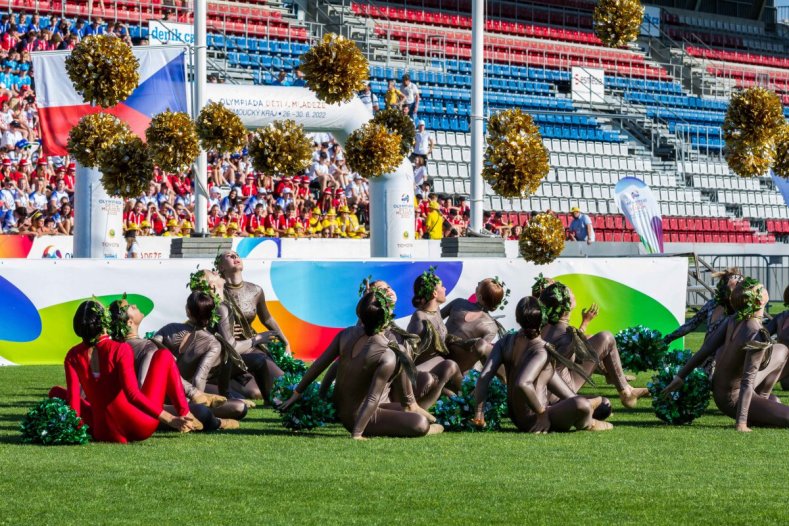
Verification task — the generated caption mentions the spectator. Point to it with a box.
[413,120,434,162]
[568,206,595,244]
[424,201,443,240]
[358,81,379,113]
[401,74,420,122]
[384,79,404,109]
[272,69,288,86]
[291,66,306,87]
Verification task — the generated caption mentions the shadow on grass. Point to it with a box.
[221,428,345,439]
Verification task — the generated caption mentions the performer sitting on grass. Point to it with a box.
[472,296,612,433]
[663,279,789,432]
[441,277,507,375]
[108,296,245,426]
[539,281,648,409]
[49,300,198,443]
[280,290,443,439]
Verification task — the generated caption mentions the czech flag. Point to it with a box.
[32,46,187,157]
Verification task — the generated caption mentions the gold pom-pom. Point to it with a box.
[67,113,133,168]
[593,0,644,48]
[519,213,565,265]
[248,119,312,176]
[725,138,774,178]
[772,126,789,179]
[145,111,200,173]
[196,101,247,154]
[345,122,403,178]
[372,107,415,156]
[723,87,785,149]
[483,109,550,198]
[98,136,155,199]
[65,35,139,108]
[300,33,369,104]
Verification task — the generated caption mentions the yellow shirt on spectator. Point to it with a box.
[425,210,443,240]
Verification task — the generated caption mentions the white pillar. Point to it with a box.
[73,164,124,258]
[368,157,415,258]
[193,0,208,235]
[469,0,485,233]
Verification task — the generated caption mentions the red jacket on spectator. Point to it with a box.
[265,212,287,231]
[246,212,266,233]
[241,181,257,198]
[275,177,295,197]
[1,33,18,51]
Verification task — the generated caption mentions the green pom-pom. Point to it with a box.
[614,325,668,372]
[271,373,336,431]
[267,339,308,376]
[19,398,90,445]
[647,350,711,425]
[430,370,508,432]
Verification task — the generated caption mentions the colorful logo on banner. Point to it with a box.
[771,171,789,207]
[615,177,664,254]
[0,260,684,365]
[32,47,187,156]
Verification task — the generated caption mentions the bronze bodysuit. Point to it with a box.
[541,321,629,393]
[677,317,789,427]
[407,308,462,394]
[153,323,222,398]
[221,284,285,400]
[442,298,499,373]
[125,337,158,384]
[295,326,430,437]
[475,333,594,432]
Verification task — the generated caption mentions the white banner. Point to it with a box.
[571,67,605,104]
[0,258,688,365]
[148,20,195,45]
[204,84,371,141]
[615,177,664,254]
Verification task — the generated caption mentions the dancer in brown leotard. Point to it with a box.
[406,267,463,396]
[472,297,612,433]
[107,298,242,430]
[214,250,286,401]
[539,282,649,408]
[664,268,743,345]
[441,278,506,374]
[766,286,789,389]
[663,279,789,431]
[280,290,443,439]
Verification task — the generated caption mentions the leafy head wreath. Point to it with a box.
[713,268,743,311]
[373,288,395,334]
[88,295,112,345]
[188,267,222,327]
[542,282,572,324]
[490,276,511,311]
[358,274,373,298]
[416,266,441,302]
[736,277,764,321]
[108,292,131,341]
[532,273,551,298]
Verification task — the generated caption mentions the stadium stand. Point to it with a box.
[3,0,787,244]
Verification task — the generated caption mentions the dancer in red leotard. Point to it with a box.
[49,300,197,443]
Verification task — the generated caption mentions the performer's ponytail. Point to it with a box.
[73,300,106,346]
[515,296,544,339]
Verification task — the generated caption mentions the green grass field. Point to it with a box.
[1,312,787,525]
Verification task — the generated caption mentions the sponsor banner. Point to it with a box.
[615,177,664,254]
[0,257,687,365]
[32,46,187,156]
[571,67,605,104]
[148,20,195,45]
[641,6,662,37]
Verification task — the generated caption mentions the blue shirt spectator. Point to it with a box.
[569,207,595,243]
